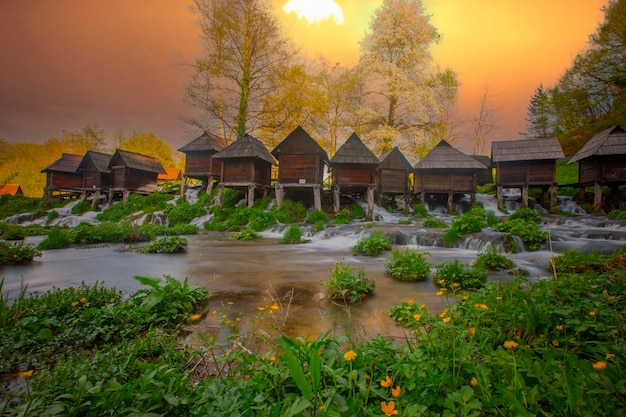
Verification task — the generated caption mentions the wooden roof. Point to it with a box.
[472,155,492,168]
[158,167,182,182]
[0,184,23,195]
[414,140,487,170]
[491,137,564,163]
[178,131,227,153]
[271,125,329,163]
[78,151,112,173]
[569,125,626,163]
[41,153,82,173]
[378,147,413,171]
[213,134,277,165]
[330,132,379,165]
[108,149,167,174]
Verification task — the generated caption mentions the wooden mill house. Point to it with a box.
[76,150,112,206]
[376,147,413,208]
[329,132,380,219]
[491,137,564,209]
[107,149,166,202]
[41,153,84,203]
[177,131,227,196]
[413,140,487,213]
[568,125,626,210]
[271,126,329,211]
[213,134,277,208]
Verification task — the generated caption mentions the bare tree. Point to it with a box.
[471,83,499,155]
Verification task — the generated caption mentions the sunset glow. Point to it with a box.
[283,0,344,25]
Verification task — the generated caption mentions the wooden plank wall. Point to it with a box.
[278,155,319,184]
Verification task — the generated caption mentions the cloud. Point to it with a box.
[283,0,344,25]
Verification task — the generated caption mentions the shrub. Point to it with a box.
[474,246,514,271]
[279,225,304,244]
[167,200,206,226]
[397,219,412,225]
[221,188,243,208]
[305,209,327,224]
[332,209,351,225]
[351,203,365,220]
[0,223,26,240]
[323,261,376,303]
[443,206,496,246]
[139,236,188,253]
[385,249,431,281]
[71,200,93,216]
[352,231,392,256]
[97,194,173,222]
[422,217,447,228]
[73,221,133,243]
[37,226,73,250]
[0,241,42,265]
[495,218,548,252]
[46,210,59,225]
[231,228,262,241]
[413,203,429,218]
[294,201,307,222]
[247,210,276,232]
[607,209,626,220]
[509,207,542,224]
[434,259,488,290]
[550,248,609,274]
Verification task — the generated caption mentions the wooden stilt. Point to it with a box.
[593,182,603,210]
[522,186,529,208]
[206,176,214,196]
[313,185,322,211]
[496,185,503,209]
[447,192,453,213]
[333,186,340,213]
[367,187,374,220]
[470,192,476,206]
[91,189,101,208]
[180,176,187,198]
[550,184,558,211]
[122,189,130,202]
[275,184,284,207]
[247,185,255,208]
[218,185,224,208]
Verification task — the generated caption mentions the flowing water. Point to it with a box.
[2,192,626,341]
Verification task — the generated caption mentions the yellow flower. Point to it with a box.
[257,306,266,311]
[227,301,234,305]
[503,340,519,349]
[236,317,241,322]
[556,325,563,330]
[436,291,443,297]
[589,311,596,316]
[606,353,615,360]
[463,295,470,300]
[469,327,476,335]
[391,385,401,397]
[443,317,451,323]
[212,310,217,315]
[270,304,280,311]
[190,314,201,321]
[608,295,616,301]
[592,361,607,370]
[407,299,414,304]
[344,350,357,362]
[396,317,403,322]
[439,308,449,318]
[438,279,445,284]
[470,377,478,387]
[381,401,398,416]
[109,299,114,303]
[80,297,86,303]
[71,301,79,307]
[319,405,325,411]
[413,313,422,321]
[381,375,392,388]
[269,356,277,362]
[419,304,426,309]
[19,370,33,379]
[552,339,559,347]
[474,303,488,310]
[602,289,608,295]
[453,282,460,288]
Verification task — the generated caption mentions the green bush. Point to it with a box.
[231,228,262,241]
[71,200,93,216]
[509,207,542,224]
[46,210,59,225]
[247,209,276,232]
[221,188,242,208]
[0,223,26,240]
[305,209,328,224]
[422,217,447,228]
[97,193,173,222]
[443,206,496,246]
[607,209,626,220]
[139,236,188,253]
[434,259,488,290]
[495,217,548,252]
[323,260,376,303]
[351,203,365,220]
[37,226,73,250]
[332,209,351,225]
[413,203,429,218]
[0,241,42,265]
[167,199,206,226]
[73,222,133,243]
[385,248,431,281]
[352,231,392,256]
[279,225,304,244]
[474,246,514,271]
[550,248,609,274]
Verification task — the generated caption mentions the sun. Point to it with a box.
[283,0,344,25]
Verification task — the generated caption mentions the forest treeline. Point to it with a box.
[2,0,625,198]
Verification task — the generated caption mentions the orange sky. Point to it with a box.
[0,0,608,153]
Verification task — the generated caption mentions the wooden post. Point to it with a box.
[206,176,214,196]
[522,185,529,208]
[333,186,340,213]
[80,190,87,202]
[275,184,284,207]
[496,185,503,209]
[180,176,187,198]
[313,185,322,211]
[218,185,224,208]
[122,189,130,202]
[470,192,476,206]
[550,184,558,210]
[91,189,101,208]
[367,186,374,220]
[593,182,603,210]
[447,192,453,213]
[247,185,255,208]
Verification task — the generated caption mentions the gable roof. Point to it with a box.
[41,153,83,173]
[158,167,182,182]
[569,125,626,163]
[378,147,413,171]
[178,131,227,153]
[330,133,379,165]
[77,151,112,173]
[108,149,167,174]
[271,125,329,163]
[414,140,487,170]
[491,137,564,163]
[213,134,277,165]
[0,184,23,196]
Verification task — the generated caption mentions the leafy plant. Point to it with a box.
[413,203,429,218]
[139,236,188,253]
[352,231,392,256]
[332,209,351,225]
[351,203,365,220]
[323,261,376,303]
[0,241,42,265]
[71,200,93,215]
[495,216,548,252]
[305,209,327,225]
[231,228,262,241]
[422,217,447,228]
[0,223,26,240]
[279,225,305,244]
[474,246,514,271]
[434,259,488,290]
[443,205,497,246]
[385,248,431,281]
[37,226,73,250]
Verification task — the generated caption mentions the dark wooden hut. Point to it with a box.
[178,131,227,195]
[413,140,487,213]
[213,134,277,208]
[107,149,166,201]
[376,147,412,207]
[491,137,564,209]
[41,153,84,202]
[76,150,112,205]
[471,155,493,185]
[271,126,329,210]
[329,133,379,219]
[569,125,626,209]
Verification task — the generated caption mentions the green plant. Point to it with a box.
[279,225,305,244]
[97,193,173,222]
[434,259,488,290]
[231,228,262,241]
[0,241,42,265]
[385,248,431,281]
[352,231,392,256]
[413,203,429,218]
[305,209,327,224]
[422,217,447,228]
[71,200,93,215]
[397,219,412,225]
[0,223,26,240]
[37,226,73,250]
[351,203,365,220]
[323,261,375,303]
[332,209,351,225]
[443,206,497,246]
[607,209,626,219]
[139,236,188,253]
[474,246,514,271]
[495,216,548,252]
[46,209,59,225]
